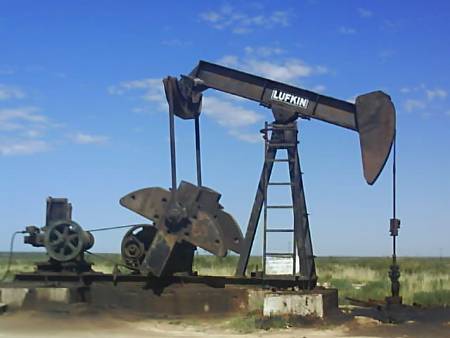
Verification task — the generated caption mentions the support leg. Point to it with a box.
[287,145,316,283]
[168,92,177,193]
[194,116,202,187]
[235,134,278,276]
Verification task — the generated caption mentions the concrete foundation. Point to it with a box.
[0,283,338,318]
[35,287,75,303]
[0,288,30,309]
[89,284,249,316]
[263,289,338,318]
[0,286,87,310]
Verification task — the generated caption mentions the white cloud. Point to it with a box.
[108,77,264,143]
[404,99,425,112]
[0,87,114,155]
[0,106,47,131]
[357,8,373,18]
[108,78,166,111]
[426,88,447,100]
[217,55,328,83]
[108,78,160,94]
[203,96,263,128]
[400,87,411,94]
[247,59,312,81]
[0,84,25,100]
[109,48,329,143]
[202,94,264,143]
[228,129,261,143]
[199,5,291,34]
[200,11,221,23]
[400,85,448,115]
[0,106,56,156]
[339,26,356,35]
[244,46,284,57]
[216,55,240,67]
[400,84,449,101]
[0,139,49,156]
[71,132,109,145]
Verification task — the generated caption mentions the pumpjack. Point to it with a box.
[17,61,395,290]
[120,60,396,288]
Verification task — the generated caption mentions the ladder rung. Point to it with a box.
[266,228,294,233]
[265,158,293,163]
[267,205,293,209]
[268,143,297,148]
[265,252,294,257]
[268,182,293,186]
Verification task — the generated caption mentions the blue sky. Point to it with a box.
[0,0,449,256]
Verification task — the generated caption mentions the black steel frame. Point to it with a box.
[235,122,316,287]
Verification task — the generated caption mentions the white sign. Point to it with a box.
[271,90,309,109]
[266,255,300,275]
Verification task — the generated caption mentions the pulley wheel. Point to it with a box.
[121,224,195,274]
[121,225,156,270]
[44,220,87,262]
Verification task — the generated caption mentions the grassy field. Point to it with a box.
[1,252,449,306]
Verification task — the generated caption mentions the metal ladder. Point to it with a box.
[262,121,298,277]
[235,120,316,286]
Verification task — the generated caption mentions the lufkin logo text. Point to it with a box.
[271,90,309,109]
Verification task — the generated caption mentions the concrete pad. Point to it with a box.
[0,288,30,309]
[89,284,249,316]
[35,288,72,303]
[247,289,266,311]
[263,289,338,318]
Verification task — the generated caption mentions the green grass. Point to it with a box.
[1,252,449,306]
[192,254,261,276]
[227,313,289,333]
[225,311,328,333]
[315,256,450,305]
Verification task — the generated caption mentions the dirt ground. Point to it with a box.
[0,306,449,338]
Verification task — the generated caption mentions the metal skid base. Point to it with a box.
[13,272,316,291]
[5,273,333,318]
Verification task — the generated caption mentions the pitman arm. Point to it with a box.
[163,60,396,185]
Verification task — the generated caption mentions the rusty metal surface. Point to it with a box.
[236,122,316,285]
[164,60,396,281]
[9,60,396,297]
[89,283,250,316]
[164,60,396,186]
[163,76,201,120]
[44,220,94,262]
[121,224,196,275]
[121,224,155,270]
[13,272,316,290]
[23,197,94,271]
[189,61,358,128]
[120,181,243,276]
[45,197,72,228]
[355,91,396,185]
